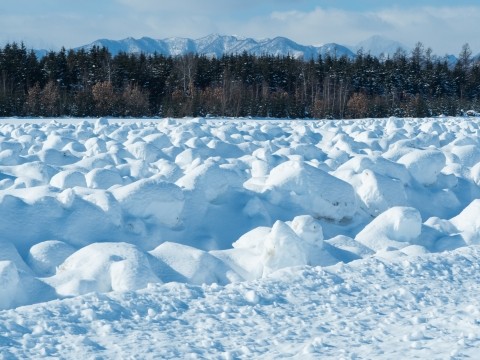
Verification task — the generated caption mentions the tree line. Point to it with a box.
[1,41,479,119]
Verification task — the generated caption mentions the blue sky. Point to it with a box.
[1,0,479,55]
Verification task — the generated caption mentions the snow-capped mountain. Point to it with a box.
[72,34,470,64]
[77,34,355,59]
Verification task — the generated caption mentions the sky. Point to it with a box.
[1,0,479,55]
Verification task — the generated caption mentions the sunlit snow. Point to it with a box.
[1,116,480,358]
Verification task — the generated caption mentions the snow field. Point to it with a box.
[0,116,480,309]
[2,116,480,357]
[2,246,480,358]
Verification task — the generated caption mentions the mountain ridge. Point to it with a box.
[76,34,357,59]
[30,34,468,62]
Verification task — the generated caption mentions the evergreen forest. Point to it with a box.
[1,41,479,119]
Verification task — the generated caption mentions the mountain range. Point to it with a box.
[76,34,357,59]
[32,34,473,63]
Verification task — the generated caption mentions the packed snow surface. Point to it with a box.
[1,116,480,358]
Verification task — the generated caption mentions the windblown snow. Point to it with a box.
[1,116,480,358]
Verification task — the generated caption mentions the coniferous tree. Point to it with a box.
[1,41,480,118]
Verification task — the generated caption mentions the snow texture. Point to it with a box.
[0,116,480,358]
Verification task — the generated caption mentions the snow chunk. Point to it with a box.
[336,155,411,185]
[0,161,56,186]
[42,133,70,151]
[0,149,21,166]
[150,242,237,285]
[229,216,325,278]
[85,168,123,189]
[143,132,172,149]
[355,169,408,216]
[210,248,264,281]
[324,235,374,259]
[263,160,357,221]
[125,141,165,163]
[95,117,109,127]
[111,177,184,227]
[176,162,243,203]
[47,242,160,296]
[289,215,324,248]
[355,207,422,251]
[37,148,79,166]
[232,226,271,255]
[0,241,32,274]
[84,137,107,156]
[398,149,446,185]
[262,220,320,276]
[27,240,76,276]
[450,144,480,167]
[450,199,480,244]
[0,261,19,309]
[50,170,87,189]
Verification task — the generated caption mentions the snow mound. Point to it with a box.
[356,169,408,215]
[262,160,357,221]
[176,162,243,203]
[262,220,310,276]
[0,261,19,309]
[111,177,184,227]
[450,144,480,167]
[355,206,422,251]
[150,242,239,285]
[50,170,87,188]
[85,167,123,189]
[397,148,446,185]
[0,161,56,186]
[0,241,32,274]
[125,141,165,163]
[46,242,160,296]
[260,215,323,276]
[450,199,480,244]
[227,215,325,277]
[27,240,77,276]
[232,226,271,255]
[289,214,324,247]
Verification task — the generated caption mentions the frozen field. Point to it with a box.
[1,116,480,358]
